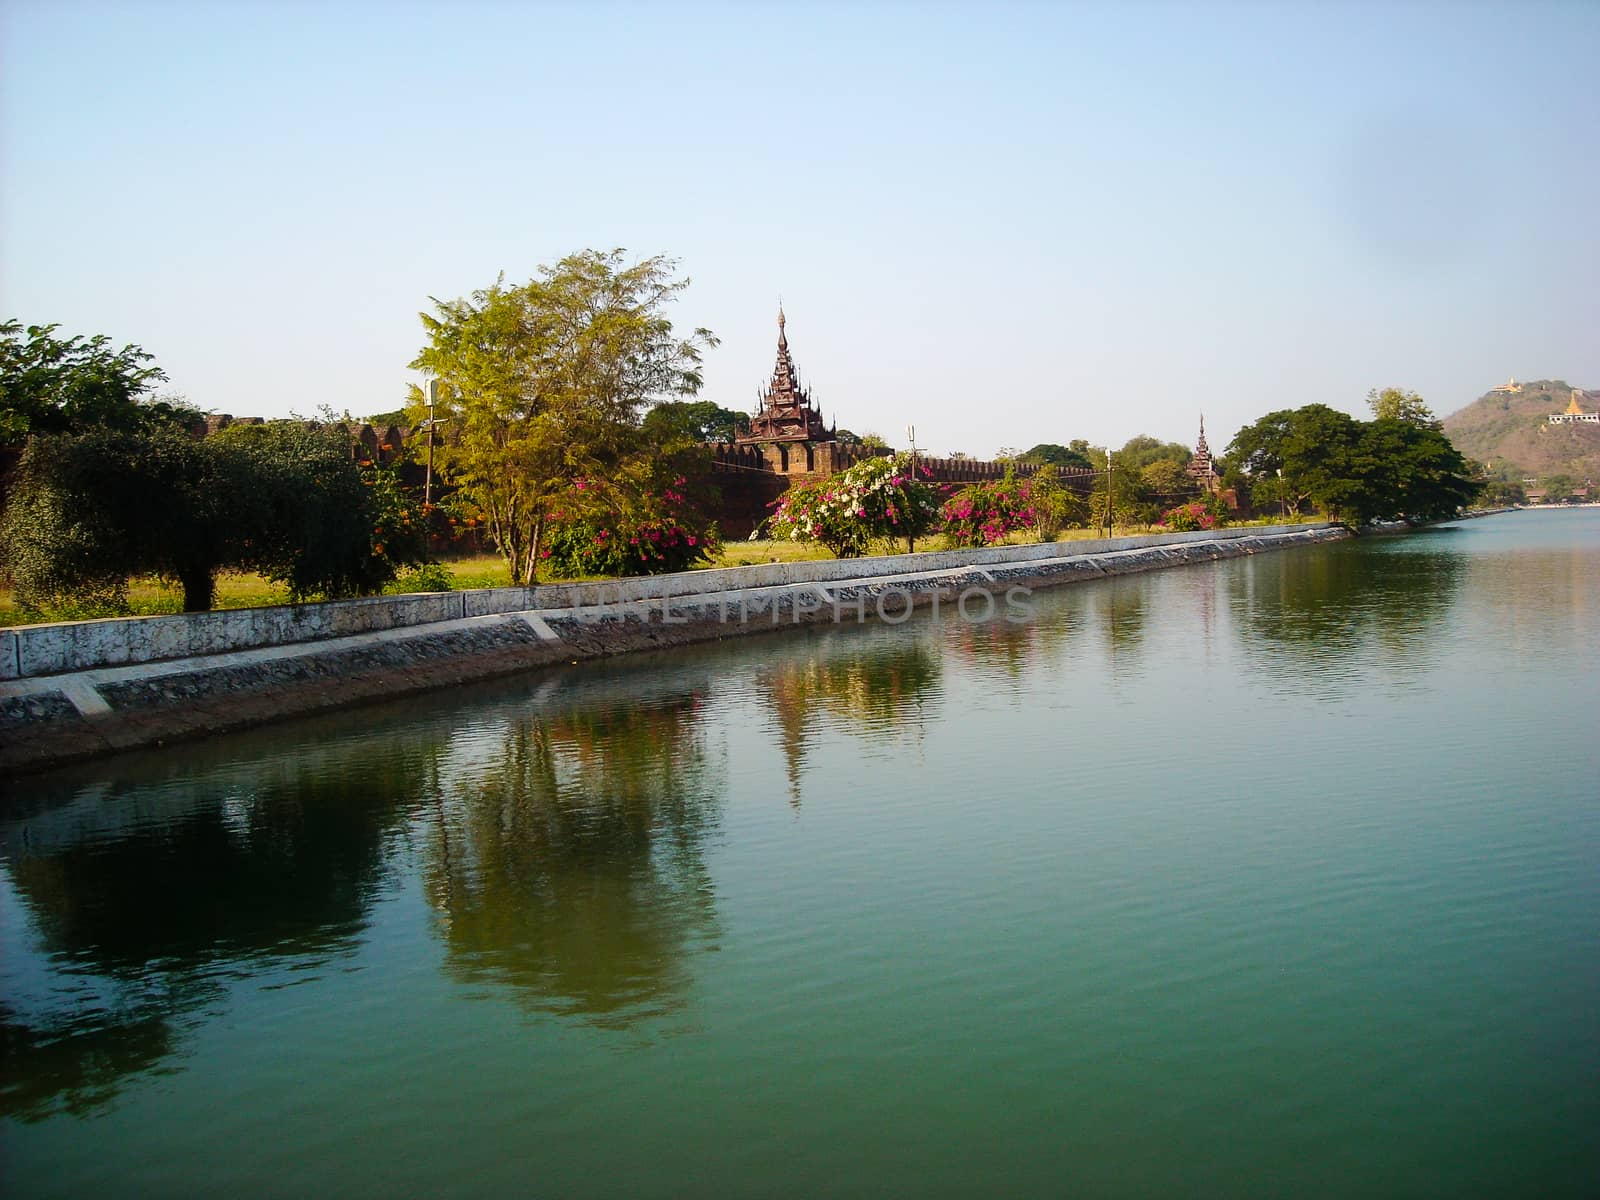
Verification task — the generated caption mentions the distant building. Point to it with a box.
[710,307,1089,536]
[1491,377,1524,394]
[1545,390,1600,427]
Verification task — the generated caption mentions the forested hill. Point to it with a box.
[1441,379,1600,481]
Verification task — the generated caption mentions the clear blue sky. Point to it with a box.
[3,1,1596,456]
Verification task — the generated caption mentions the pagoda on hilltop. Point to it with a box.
[738,307,834,448]
[1546,389,1600,427]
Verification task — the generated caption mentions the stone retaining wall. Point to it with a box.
[1,524,1330,681]
[0,524,1349,776]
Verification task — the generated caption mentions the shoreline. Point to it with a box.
[0,524,1348,777]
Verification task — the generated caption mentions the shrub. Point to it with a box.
[541,472,720,577]
[1159,496,1227,532]
[766,453,940,557]
[942,469,1038,547]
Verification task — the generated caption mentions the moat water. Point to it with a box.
[2,510,1596,1198]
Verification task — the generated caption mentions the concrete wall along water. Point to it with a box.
[4,525,1333,681]
[0,524,1350,774]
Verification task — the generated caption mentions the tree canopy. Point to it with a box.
[409,250,717,584]
[1019,443,1094,471]
[1366,387,1441,429]
[1226,400,1477,525]
[650,399,749,443]
[1,423,425,614]
[0,320,191,445]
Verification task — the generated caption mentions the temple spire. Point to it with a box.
[1187,413,1216,485]
[736,304,833,447]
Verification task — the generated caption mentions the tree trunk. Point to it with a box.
[179,567,215,612]
[525,514,546,585]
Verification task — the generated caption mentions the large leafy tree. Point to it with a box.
[3,426,245,612]
[410,251,716,584]
[1227,402,1475,525]
[2,423,424,614]
[0,320,191,444]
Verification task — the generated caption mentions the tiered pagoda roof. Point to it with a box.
[736,307,833,445]
[1186,415,1216,481]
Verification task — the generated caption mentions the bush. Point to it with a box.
[389,561,455,593]
[766,453,940,557]
[540,471,720,577]
[942,470,1038,547]
[1159,496,1227,532]
[542,513,716,577]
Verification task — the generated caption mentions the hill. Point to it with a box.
[1441,379,1600,483]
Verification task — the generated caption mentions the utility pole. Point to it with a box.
[1103,445,1114,539]
[906,424,919,554]
[423,378,439,508]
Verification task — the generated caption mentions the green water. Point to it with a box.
[2,511,1596,1198]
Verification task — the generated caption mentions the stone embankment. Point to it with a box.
[0,524,1348,775]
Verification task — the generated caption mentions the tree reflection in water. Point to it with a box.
[1228,536,1466,687]
[422,686,722,1027]
[0,735,432,1121]
[758,630,943,806]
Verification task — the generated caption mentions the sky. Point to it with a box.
[3,0,1597,458]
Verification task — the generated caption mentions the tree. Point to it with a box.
[539,402,722,577]
[1,422,425,614]
[1366,387,1441,430]
[1,425,242,612]
[1117,434,1192,473]
[649,399,748,442]
[1479,480,1525,506]
[214,422,427,600]
[1088,448,1156,530]
[1541,474,1575,503]
[1348,418,1478,523]
[1019,442,1094,471]
[0,320,190,444]
[410,251,716,584]
[1140,459,1194,500]
[1227,403,1476,526]
[1227,406,1356,519]
[1027,464,1090,537]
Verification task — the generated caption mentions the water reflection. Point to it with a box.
[0,735,430,1120]
[1229,537,1467,687]
[758,632,943,805]
[423,681,721,1026]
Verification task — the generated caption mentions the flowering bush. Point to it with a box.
[542,473,719,577]
[766,452,940,557]
[1158,498,1226,532]
[942,470,1038,547]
